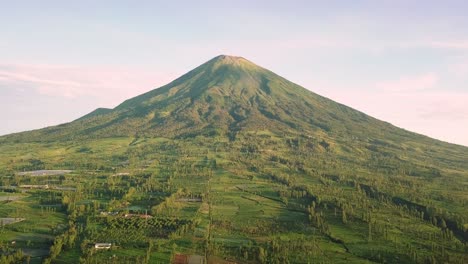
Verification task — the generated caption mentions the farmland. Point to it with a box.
[0,134,467,263]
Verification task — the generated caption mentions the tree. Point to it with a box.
[368,221,372,242]
[258,246,266,264]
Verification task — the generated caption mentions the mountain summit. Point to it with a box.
[207,54,255,67]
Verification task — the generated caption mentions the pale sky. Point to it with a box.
[1,1,467,146]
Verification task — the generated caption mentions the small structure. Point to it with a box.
[94,243,112,249]
[100,211,119,216]
[113,172,130,176]
[124,213,152,219]
[19,184,49,189]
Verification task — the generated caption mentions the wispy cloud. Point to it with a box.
[0,69,85,98]
[0,64,177,105]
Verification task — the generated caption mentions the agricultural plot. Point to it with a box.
[17,170,72,176]
[0,218,25,225]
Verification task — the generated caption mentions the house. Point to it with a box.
[94,243,112,249]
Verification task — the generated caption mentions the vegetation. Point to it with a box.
[0,55,467,263]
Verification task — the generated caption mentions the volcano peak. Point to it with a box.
[214,54,245,62]
[209,54,257,69]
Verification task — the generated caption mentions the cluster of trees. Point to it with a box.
[91,216,192,243]
[307,202,329,234]
[43,222,77,263]
[234,236,326,264]
[0,248,26,264]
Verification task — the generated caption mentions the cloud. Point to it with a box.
[0,64,177,106]
[429,40,468,50]
[375,73,438,92]
[0,69,84,98]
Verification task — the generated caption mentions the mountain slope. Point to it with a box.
[2,55,467,172]
[2,55,467,169]
[75,107,112,121]
[0,55,445,143]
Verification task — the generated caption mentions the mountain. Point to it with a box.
[3,55,467,170]
[8,55,346,140]
[1,55,467,263]
[1,55,457,144]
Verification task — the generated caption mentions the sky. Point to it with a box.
[1,0,467,146]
